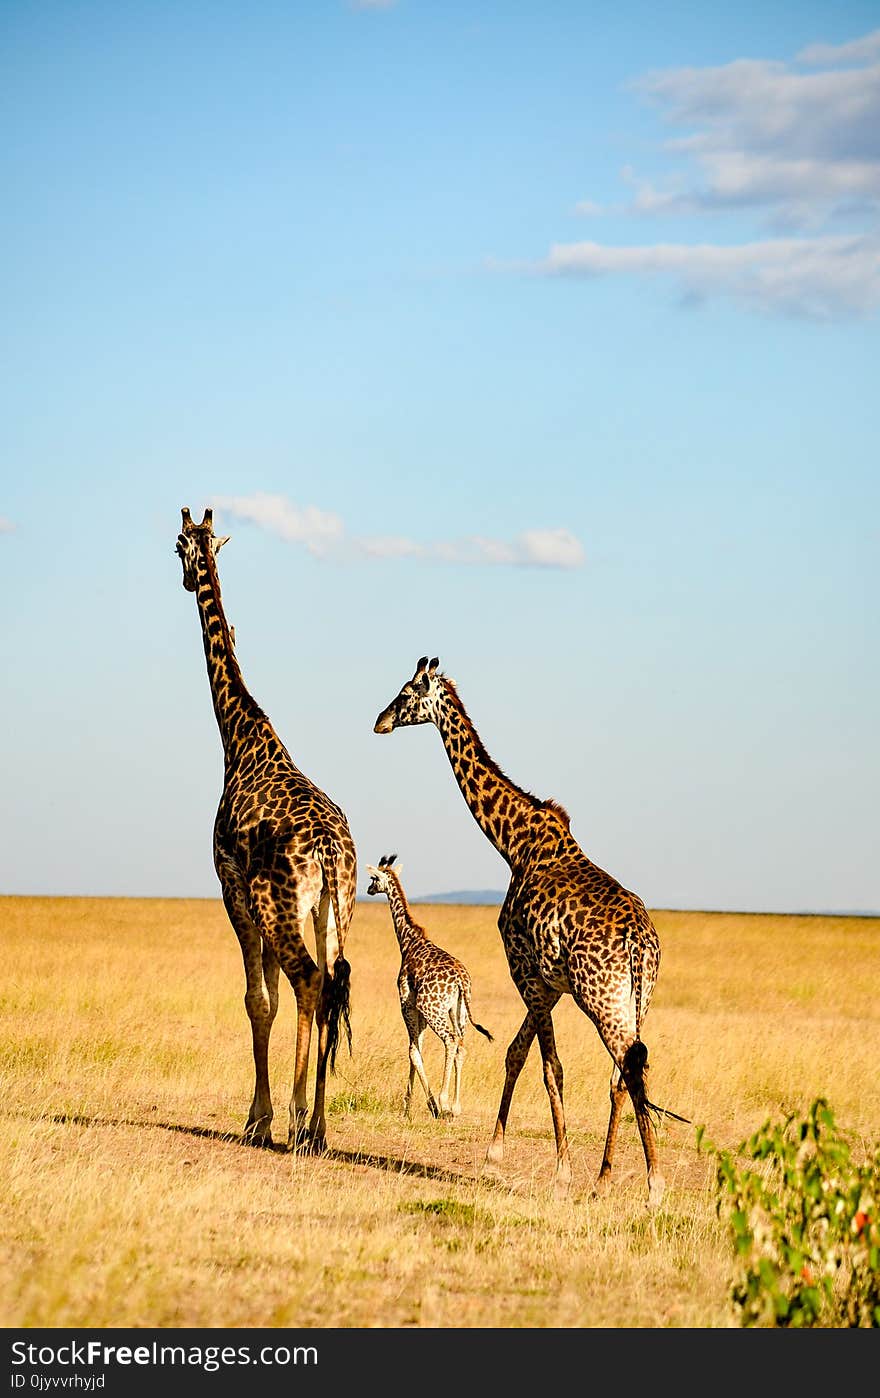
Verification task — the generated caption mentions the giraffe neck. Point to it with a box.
[192,543,274,767]
[384,873,426,958]
[433,679,548,868]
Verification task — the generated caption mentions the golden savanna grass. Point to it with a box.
[1,895,878,1329]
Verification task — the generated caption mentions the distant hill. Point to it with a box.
[413,889,505,905]
[357,893,879,915]
[356,889,503,906]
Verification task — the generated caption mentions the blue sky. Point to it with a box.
[1,0,878,912]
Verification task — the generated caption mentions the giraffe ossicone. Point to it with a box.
[176,505,357,1154]
[374,655,688,1209]
[366,853,493,1121]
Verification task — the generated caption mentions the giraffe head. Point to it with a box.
[176,507,230,593]
[374,657,442,734]
[365,854,400,897]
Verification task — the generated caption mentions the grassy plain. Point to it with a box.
[1,894,878,1329]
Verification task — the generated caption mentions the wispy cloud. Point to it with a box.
[543,234,880,319]
[211,493,344,553]
[529,31,880,318]
[627,46,880,229]
[0,517,14,535]
[211,493,584,570]
[797,29,880,66]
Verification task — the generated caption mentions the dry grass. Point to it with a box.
[1,895,878,1329]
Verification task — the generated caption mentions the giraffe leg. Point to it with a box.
[483,1010,538,1178]
[403,1052,418,1119]
[449,999,466,1116]
[436,1031,457,1118]
[288,972,322,1150]
[219,870,278,1147]
[451,1037,464,1117]
[593,1067,628,1196]
[399,997,420,1118]
[306,891,338,1153]
[408,1021,439,1117]
[247,870,323,1153]
[532,1002,572,1197]
[596,1026,665,1208]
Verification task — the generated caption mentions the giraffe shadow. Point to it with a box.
[49,1110,285,1149]
[46,1111,474,1182]
[320,1145,467,1184]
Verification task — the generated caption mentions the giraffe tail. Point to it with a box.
[647,1099,691,1125]
[461,985,494,1041]
[623,1041,691,1126]
[326,958,352,1074]
[319,841,353,1074]
[621,912,689,1121]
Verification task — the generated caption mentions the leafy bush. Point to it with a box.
[698,1098,879,1327]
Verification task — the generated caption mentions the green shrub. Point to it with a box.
[698,1098,879,1328]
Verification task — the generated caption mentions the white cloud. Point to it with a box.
[210,492,344,556]
[548,31,880,318]
[541,234,880,318]
[798,30,880,66]
[357,534,424,559]
[516,529,586,568]
[463,536,518,565]
[630,54,880,219]
[362,530,585,569]
[211,494,584,570]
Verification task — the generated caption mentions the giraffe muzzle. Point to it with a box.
[373,708,395,734]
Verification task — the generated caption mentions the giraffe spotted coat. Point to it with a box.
[176,507,357,1153]
[374,657,685,1208]
[366,854,493,1119]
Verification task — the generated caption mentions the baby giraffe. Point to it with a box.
[366,855,493,1119]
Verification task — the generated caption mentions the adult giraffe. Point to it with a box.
[374,657,684,1207]
[176,506,356,1152]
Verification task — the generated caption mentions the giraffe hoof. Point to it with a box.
[305,1131,328,1155]
[243,1124,274,1149]
[590,1174,612,1199]
[481,1162,504,1183]
[647,1174,666,1210]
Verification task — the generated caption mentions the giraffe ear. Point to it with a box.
[365,865,378,877]
[215,535,231,552]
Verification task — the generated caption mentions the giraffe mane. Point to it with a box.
[541,799,571,829]
[441,676,565,820]
[199,529,267,713]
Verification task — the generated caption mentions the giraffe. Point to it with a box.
[365,854,493,1120]
[374,657,686,1208]
[175,506,357,1153]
